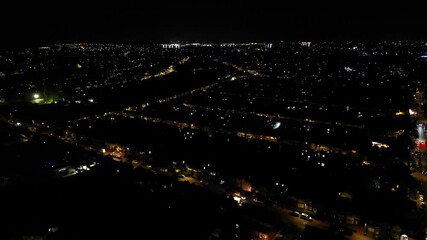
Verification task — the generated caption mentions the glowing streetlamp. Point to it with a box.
[33,93,40,99]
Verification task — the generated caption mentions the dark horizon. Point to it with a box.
[1,1,427,48]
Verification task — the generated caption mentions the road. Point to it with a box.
[177,176,204,187]
[270,205,374,240]
[408,86,427,239]
[412,172,427,231]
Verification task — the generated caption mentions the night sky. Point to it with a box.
[1,1,427,46]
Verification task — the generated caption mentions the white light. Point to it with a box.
[400,234,409,240]
[272,122,281,129]
[33,94,40,99]
[372,141,390,148]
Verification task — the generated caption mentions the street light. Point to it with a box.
[33,93,40,99]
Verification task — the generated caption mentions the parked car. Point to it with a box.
[289,211,300,217]
[300,213,312,221]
